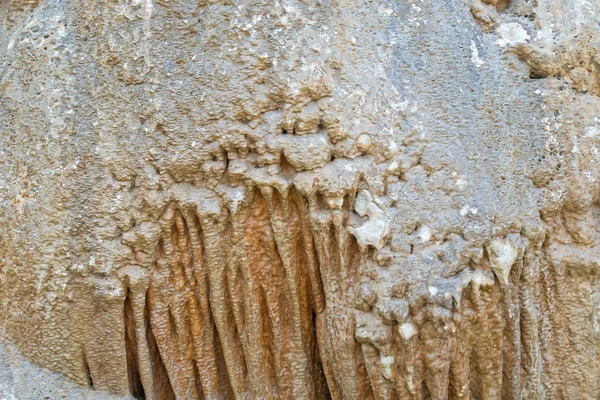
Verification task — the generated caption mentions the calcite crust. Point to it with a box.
[2,0,600,399]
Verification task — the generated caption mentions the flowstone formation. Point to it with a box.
[1,0,600,399]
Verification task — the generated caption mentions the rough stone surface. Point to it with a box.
[0,335,134,400]
[1,0,600,399]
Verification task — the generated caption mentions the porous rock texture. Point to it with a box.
[1,0,600,399]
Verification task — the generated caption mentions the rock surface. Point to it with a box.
[0,335,134,400]
[1,0,600,399]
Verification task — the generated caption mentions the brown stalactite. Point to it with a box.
[124,289,145,400]
[133,192,335,398]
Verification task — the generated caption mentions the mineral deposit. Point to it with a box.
[1,0,600,399]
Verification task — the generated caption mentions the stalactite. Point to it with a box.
[124,290,145,400]
[518,238,544,399]
[146,295,176,400]
[48,176,600,400]
[119,186,337,399]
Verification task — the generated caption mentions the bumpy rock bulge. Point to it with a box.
[1,0,600,399]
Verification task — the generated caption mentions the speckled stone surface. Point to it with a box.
[1,0,600,398]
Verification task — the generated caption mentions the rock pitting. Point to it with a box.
[1,0,600,399]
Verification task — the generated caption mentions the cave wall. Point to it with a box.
[1,0,600,399]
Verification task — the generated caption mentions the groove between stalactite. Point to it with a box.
[83,352,93,390]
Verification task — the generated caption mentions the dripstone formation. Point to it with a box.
[1,0,600,399]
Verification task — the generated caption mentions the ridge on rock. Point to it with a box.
[2,0,600,399]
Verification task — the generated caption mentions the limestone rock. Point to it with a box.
[1,0,600,399]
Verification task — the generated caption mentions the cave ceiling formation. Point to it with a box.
[1,0,600,399]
